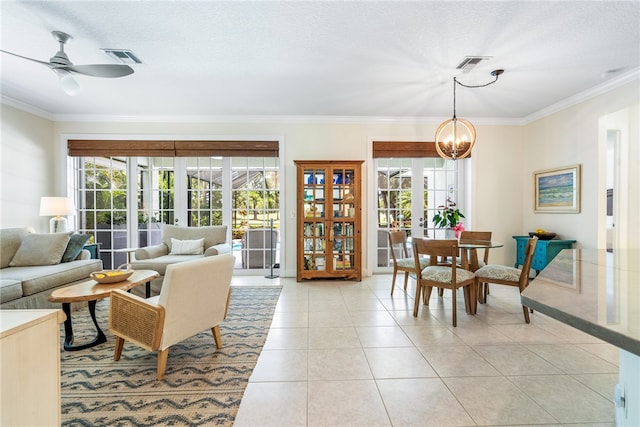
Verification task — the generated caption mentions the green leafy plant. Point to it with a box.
[432,197,465,229]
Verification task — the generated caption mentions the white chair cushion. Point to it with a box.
[395,256,430,269]
[475,265,521,282]
[421,266,475,283]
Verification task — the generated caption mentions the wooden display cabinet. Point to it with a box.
[295,160,363,281]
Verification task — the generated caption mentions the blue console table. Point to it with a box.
[513,235,576,275]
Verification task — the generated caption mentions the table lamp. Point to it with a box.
[39,196,75,233]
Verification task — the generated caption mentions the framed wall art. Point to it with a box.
[533,164,581,213]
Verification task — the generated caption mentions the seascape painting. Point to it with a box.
[534,165,581,213]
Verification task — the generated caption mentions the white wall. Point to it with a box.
[1,78,638,276]
[523,81,639,250]
[0,105,54,231]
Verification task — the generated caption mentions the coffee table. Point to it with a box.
[48,269,159,351]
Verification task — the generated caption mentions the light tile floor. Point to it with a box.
[232,274,618,427]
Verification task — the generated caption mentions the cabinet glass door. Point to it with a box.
[330,167,356,272]
[302,169,326,272]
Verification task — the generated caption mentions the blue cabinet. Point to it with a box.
[513,236,576,275]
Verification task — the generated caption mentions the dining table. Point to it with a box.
[458,240,504,271]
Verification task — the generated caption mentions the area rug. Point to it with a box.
[59,285,282,426]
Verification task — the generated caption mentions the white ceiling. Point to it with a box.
[1,1,639,122]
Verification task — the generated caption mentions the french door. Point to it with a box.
[74,155,280,271]
[373,157,461,272]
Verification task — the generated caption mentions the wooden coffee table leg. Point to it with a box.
[146,281,151,298]
[62,300,107,352]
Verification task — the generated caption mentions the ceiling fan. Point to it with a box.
[0,30,134,96]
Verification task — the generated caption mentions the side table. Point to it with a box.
[513,235,576,275]
[48,269,159,351]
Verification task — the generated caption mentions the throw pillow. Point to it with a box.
[61,233,91,262]
[169,238,205,255]
[9,232,71,266]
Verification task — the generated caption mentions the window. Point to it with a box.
[372,141,465,271]
[71,147,280,271]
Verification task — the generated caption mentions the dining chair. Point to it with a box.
[459,230,492,299]
[458,230,492,270]
[109,254,234,380]
[473,236,538,323]
[412,237,476,326]
[388,230,430,296]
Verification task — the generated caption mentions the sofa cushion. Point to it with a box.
[162,225,227,252]
[169,238,204,255]
[61,233,91,262]
[0,227,35,268]
[0,259,103,297]
[9,232,71,267]
[0,279,23,303]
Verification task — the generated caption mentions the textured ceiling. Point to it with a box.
[1,1,639,121]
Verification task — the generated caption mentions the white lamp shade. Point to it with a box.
[39,197,76,216]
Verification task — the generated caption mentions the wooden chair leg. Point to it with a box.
[451,286,457,327]
[522,305,531,323]
[423,285,433,305]
[157,348,169,380]
[114,336,124,361]
[391,268,398,295]
[413,284,422,317]
[403,272,409,290]
[438,288,444,297]
[212,325,223,348]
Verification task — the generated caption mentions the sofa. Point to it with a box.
[0,227,103,309]
[130,224,231,295]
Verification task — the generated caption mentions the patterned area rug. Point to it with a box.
[59,286,282,426]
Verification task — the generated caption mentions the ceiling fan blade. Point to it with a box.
[57,63,134,78]
[52,69,80,96]
[0,49,52,67]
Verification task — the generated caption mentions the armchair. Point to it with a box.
[109,254,235,380]
[130,224,231,294]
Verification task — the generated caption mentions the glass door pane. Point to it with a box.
[232,157,280,270]
[136,157,174,254]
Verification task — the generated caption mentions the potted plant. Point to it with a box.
[432,198,465,237]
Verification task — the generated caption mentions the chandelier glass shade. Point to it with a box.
[435,116,476,160]
[434,69,503,161]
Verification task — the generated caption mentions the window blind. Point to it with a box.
[372,141,469,158]
[68,139,279,157]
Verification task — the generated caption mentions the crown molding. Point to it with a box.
[524,67,640,124]
[4,69,637,127]
[45,113,524,126]
[1,95,54,120]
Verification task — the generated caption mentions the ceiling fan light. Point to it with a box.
[53,69,80,96]
[435,117,476,160]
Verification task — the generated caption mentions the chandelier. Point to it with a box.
[435,69,504,160]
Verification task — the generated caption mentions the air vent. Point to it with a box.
[455,56,492,72]
[101,49,142,64]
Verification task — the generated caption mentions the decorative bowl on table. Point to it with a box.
[529,232,557,240]
[90,264,134,284]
